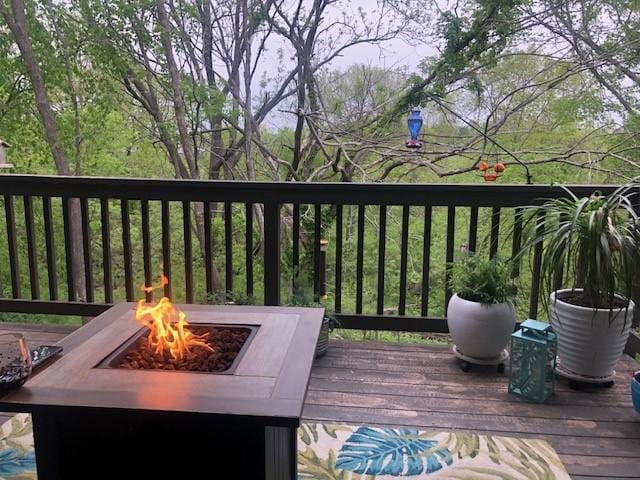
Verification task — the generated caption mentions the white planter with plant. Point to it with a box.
[520,183,639,384]
[549,290,633,379]
[447,253,517,366]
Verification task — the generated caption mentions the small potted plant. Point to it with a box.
[207,287,336,358]
[291,274,339,358]
[447,250,517,368]
[518,183,639,385]
[312,309,338,358]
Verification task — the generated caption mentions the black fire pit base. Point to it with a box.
[31,409,296,480]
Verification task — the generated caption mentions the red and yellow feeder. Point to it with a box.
[478,161,506,181]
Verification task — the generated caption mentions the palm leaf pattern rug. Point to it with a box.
[0,415,569,479]
[299,423,571,479]
[0,414,35,480]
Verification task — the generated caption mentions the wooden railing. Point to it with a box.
[1,175,636,337]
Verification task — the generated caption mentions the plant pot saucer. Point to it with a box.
[452,345,508,373]
[555,361,615,386]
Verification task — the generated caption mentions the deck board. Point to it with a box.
[0,325,638,478]
[305,340,640,479]
[0,322,75,346]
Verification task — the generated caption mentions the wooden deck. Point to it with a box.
[307,340,640,480]
[2,323,640,479]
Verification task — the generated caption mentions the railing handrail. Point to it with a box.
[1,174,637,342]
[0,174,620,206]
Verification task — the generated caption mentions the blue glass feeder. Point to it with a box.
[406,107,423,149]
[508,319,557,403]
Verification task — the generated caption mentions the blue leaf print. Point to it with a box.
[0,447,36,476]
[336,427,452,476]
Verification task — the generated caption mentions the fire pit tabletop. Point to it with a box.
[0,303,324,480]
[0,303,324,423]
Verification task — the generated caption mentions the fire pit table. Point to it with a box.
[0,303,324,480]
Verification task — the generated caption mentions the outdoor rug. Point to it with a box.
[0,415,571,479]
[0,414,35,480]
[298,423,571,480]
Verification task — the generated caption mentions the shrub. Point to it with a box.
[449,252,517,305]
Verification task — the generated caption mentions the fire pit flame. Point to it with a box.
[135,276,213,360]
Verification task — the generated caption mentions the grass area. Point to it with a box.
[0,312,82,326]
[332,329,451,346]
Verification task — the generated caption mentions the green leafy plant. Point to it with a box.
[205,291,256,306]
[204,276,341,331]
[518,182,640,314]
[449,252,517,305]
[291,272,340,331]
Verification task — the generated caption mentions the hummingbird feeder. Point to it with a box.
[478,161,505,181]
[405,107,423,149]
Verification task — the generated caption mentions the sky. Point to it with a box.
[252,0,437,129]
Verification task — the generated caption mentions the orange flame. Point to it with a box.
[135,276,212,360]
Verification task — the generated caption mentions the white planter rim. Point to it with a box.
[452,293,514,308]
[551,288,635,313]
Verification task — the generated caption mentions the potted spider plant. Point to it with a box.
[519,183,640,383]
[447,250,517,365]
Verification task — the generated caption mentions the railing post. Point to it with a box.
[319,239,328,299]
[633,278,640,328]
[633,186,640,328]
[4,195,21,299]
[314,205,322,302]
[529,211,545,319]
[264,202,281,306]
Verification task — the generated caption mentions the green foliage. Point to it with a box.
[334,329,451,345]
[549,95,603,126]
[319,65,404,135]
[203,266,340,331]
[291,268,340,331]
[518,182,640,315]
[0,0,638,344]
[392,0,523,116]
[0,312,81,326]
[449,252,517,304]
[205,291,256,306]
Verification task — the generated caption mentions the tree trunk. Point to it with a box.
[2,0,87,301]
[191,202,222,292]
[242,0,256,182]
[43,0,83,175]
[2,0,68,175]
[156,0,199,178]
[198,0,227,181]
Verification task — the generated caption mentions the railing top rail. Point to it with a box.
[0,174,623,206]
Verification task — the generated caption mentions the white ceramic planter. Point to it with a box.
[549,289,634,379]
[315,315,330,358]
[447,294,517,360]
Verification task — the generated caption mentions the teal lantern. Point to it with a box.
[508,319,557,403]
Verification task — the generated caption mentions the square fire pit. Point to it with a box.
[0,303,324,480]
